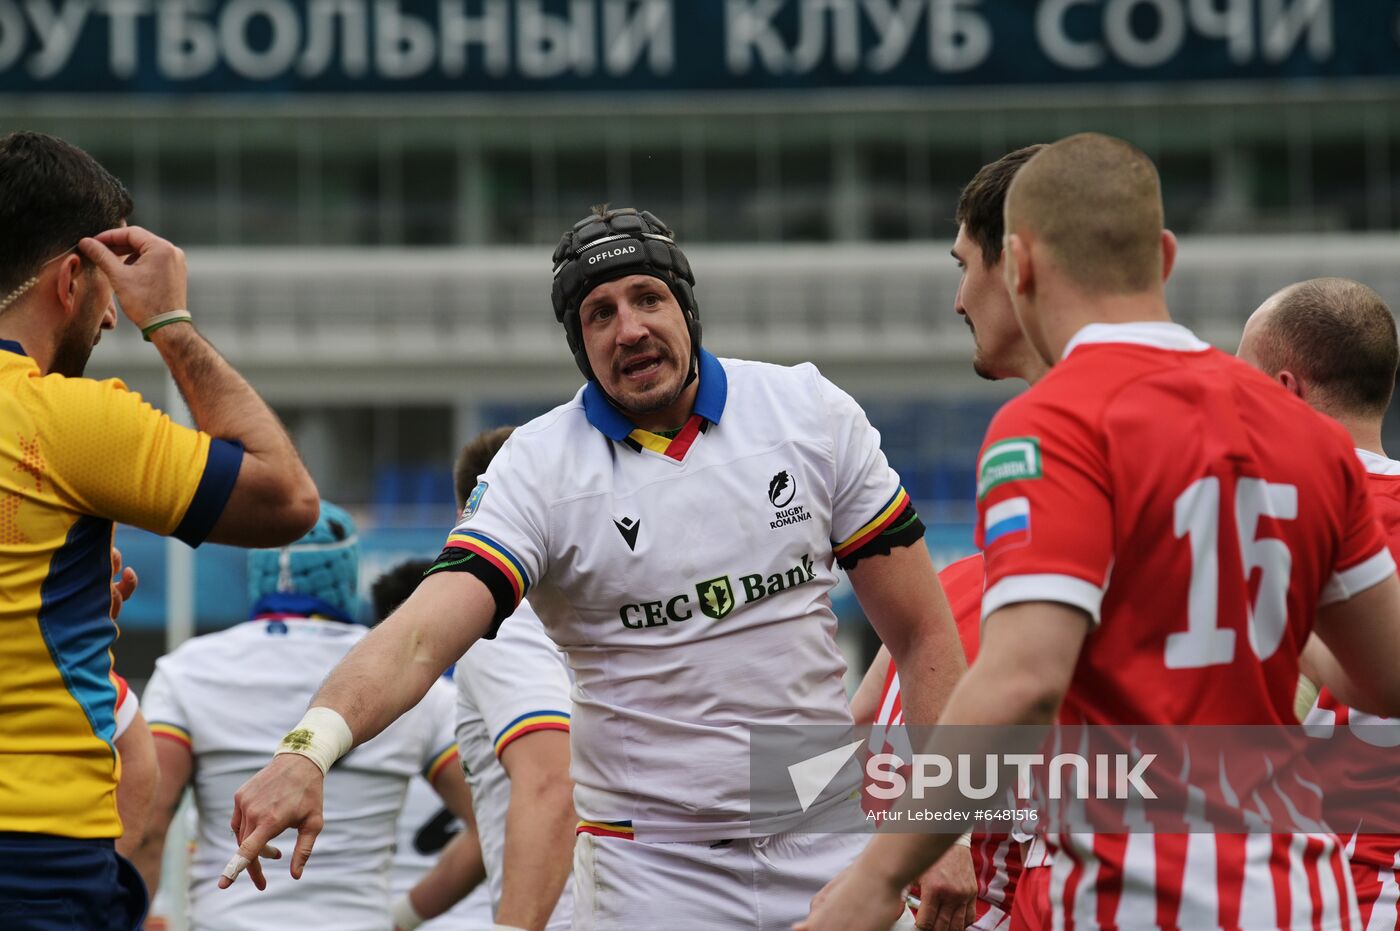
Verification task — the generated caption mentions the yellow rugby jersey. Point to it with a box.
[0,339,242,838]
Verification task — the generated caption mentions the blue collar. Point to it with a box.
[582,348,727,441]
[0,339,27,357]
[250,592,356,624]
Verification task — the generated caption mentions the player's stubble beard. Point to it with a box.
[972,350,997,381]
[967,321,999,382]
[611,340,689,417]
[50,287,107,378]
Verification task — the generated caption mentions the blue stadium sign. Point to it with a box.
[0,0,1395,94]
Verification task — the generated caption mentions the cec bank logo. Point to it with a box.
[696,576,735,620]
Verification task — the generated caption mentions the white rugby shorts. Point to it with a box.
[572,829,915,930]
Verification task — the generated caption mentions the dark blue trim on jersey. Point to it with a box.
[249,592,356,624]
[581,382,633,441]
[0,338,27,357]
[582,348,728,441]
[692,349,727,424]
[37,515,118,748]
[172,438,244,547]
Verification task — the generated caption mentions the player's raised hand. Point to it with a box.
[911,845,977,931]
[222,754,325,890]
[77,226,188,330]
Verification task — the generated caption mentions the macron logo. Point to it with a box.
[788,739,863,812]
[613,516,641,551]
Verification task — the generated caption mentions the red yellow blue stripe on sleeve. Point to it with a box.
[423,744,461,782]
[576,819,635,839]
[443,531,530,605]
[150,721,192,750]
[833,487,911,560]
[492,709,571,758]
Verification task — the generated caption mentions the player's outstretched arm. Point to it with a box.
[1312,573,1400,717]
[224,572,497,889]
[798,600,1088,931]
[78,227,318,547]
[845,540,966,726]
[497,729,575,931]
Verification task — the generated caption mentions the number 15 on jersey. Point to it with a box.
[1169,476,1297,670]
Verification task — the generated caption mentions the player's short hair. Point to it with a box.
[370,559,433,624]
[955,144,1046,268]
[453,426,516,511]
[0,131,132,300]
[1006,133,1164,295]
[1252,278,1398,417]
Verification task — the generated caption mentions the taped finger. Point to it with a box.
[220,854,250,884]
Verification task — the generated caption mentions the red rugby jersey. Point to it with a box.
[975,322,1392,930]
[1305,452,1400,930]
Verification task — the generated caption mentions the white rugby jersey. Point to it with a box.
[391,773,494,930]
[455,601,573,930]
[442,351,913,841]
[144,618,459,931]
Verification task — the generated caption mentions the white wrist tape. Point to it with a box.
[274,706,352,775]
[490,925,529,931]
[953,830,973,848]
[390,893,425,930]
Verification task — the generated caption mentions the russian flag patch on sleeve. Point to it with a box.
[984,496,1031,546]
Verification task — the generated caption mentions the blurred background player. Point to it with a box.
[109,548,161,868]
[112,671,158,867]
[448,426,575,931]
[373,560,495,931]
[850,144,1053,931]
[802,133,1400,931]
[1239,277,1400,930]
[0,130,318,930]
[137,502,474,931]
[224,206,969,931]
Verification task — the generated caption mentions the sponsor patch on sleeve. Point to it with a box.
[977,437,1042,500]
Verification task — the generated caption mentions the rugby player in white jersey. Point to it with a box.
[140,503,475,931]
[224,208,969,930]
[371,560,493,931]
[447,428,575,931]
